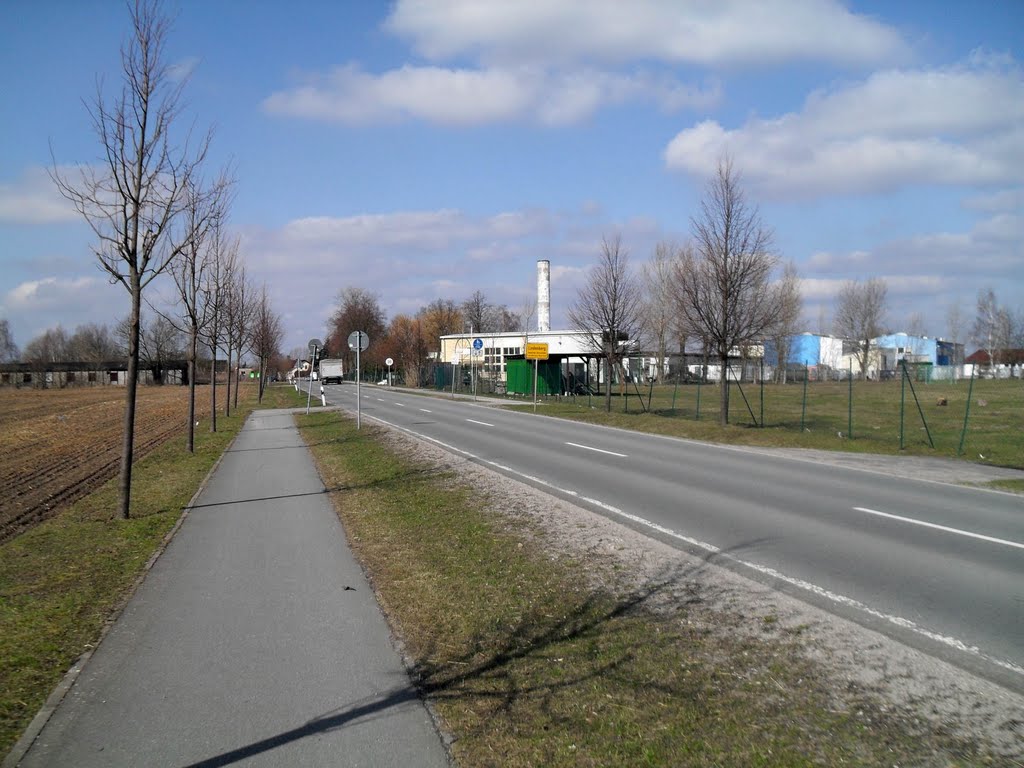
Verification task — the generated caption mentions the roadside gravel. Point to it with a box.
[375,422,1024,761]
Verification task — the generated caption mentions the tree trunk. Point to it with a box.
[187,328,196,453]
[209,349,217,432]
[604,353,612,412]
[224,337,232,417]
[233,346,241,409]
[719,352,730,427]
[118,280,143,520]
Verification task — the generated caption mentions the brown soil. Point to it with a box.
[0,385,210,543]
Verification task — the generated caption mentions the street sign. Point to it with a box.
[525,342,549,360]
[385,357,394,367]
[308,338,323,355]
[472,338,483,350]
[347,331,369,352]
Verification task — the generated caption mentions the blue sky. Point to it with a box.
[1,0,1021,357]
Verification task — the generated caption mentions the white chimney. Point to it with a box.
[537,259,550,332]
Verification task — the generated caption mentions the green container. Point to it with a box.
[506,359,561,395]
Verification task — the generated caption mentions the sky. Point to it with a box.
[1,0,1021,358]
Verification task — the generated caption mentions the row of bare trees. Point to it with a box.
[47,0,283,519]
[568,159,802,424]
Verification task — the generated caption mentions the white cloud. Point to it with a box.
[385,0,908,67]
[263,63,718,125]
[0,167,78,224]
[664,54,1024,197]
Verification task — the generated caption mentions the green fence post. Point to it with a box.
[848,360,853,439]
[696,376,702,420]
[957,365,976,456]
[800,363,808,432]
[899,360,906,451]
[671,376,679,414]
[759,358,764,428]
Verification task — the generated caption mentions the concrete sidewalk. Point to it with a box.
[12,409,449,767]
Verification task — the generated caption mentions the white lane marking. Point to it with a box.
[419,408,432,413]
[394,402,406,407]
[854,507,1024,551]
[566,441,627,458]
[356,412,1024,681]
[376,398,386,402]
[466,418,494,427]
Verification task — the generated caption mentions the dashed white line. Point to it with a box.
[566,441,627,458]
[466,418,494,427]
[349,411,1024,681]
[854,506,1024,550]
[419,408,432,413]
[394,402,406,407]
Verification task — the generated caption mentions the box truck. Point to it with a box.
[319,358,345,384]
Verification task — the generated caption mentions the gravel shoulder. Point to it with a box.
[372,418,1024,761]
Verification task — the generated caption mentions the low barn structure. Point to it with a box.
[0,360,189,388]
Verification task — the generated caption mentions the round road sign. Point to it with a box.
[385,357,394,367]
[347,331,370,352]
[472,338,483,350]
[308,338,323,354]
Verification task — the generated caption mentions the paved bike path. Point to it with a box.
[15,409,449,767]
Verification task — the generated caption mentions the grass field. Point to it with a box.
[298,412,992,767]
[0,383,307,757]
[507,377,1024,470]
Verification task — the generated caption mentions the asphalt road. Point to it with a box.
[323,381,1024,693]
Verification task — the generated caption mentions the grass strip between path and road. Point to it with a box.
[298,410,992,767]
[0,384,308,758]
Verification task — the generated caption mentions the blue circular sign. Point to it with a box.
[472,338,483,350]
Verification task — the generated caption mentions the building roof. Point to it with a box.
[965,349,1024,365]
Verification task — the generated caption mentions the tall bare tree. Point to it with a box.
[66,322,119,362]
[0,319,19,362]
[833,277,888,378]
[972,288,1011,370]
[51,0,211,518]
[168,175,229,452]
[568,235,644,412]
[251,284,283,402]
[327,287,388,372]
[641,241,679,382]
[23,326,70,364]
[199,217,238,432]
[224,261,255,411]
[461,290,490,334]
[673,158,781,425]
[769,261,803,383]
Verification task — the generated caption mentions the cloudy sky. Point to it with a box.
[1,0,1021,356]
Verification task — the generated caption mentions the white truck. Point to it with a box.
[318,358,345,384]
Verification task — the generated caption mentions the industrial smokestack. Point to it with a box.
[537,259,550,332]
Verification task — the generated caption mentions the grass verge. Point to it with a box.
[501,378,1024,469]
[0,383,307,757]
[299,411,990,767]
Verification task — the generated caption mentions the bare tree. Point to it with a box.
[66,322,119,362]
[224,261,255,411]
[461,290,490,333]
[251,284,283,402]
[168,176,228,452]
[23,326,70,364]
[50,0,212,518]
[641,241,679,383]
[673,158,781,425]
[0,319,19,362]
[946,301,964,344]
[327,287,388,373]
[833,277,888,378]
[567,235,644,412]
[972,288,1010,370]
[139,314,184,377]
[768,261,803,383]
[199,217,237,432]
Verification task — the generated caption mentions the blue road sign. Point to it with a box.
[473,338,483,350]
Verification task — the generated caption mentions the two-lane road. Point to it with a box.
[319,382,1024,691]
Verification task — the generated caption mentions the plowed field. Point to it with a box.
[0,386,211,543]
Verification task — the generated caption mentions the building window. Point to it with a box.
[109,371,118,383]
[23,373,32,383]
[67,371,76,383]
[88,371,97,383]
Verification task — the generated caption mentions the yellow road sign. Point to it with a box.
[525,342,549,360]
